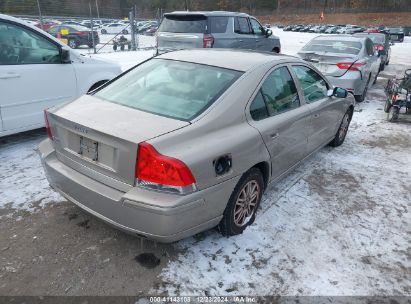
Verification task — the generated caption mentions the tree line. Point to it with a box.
[1,0,410,18]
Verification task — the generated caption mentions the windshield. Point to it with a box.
[302,39,362,55]
[159,15,207,33]
[94,59,242,121]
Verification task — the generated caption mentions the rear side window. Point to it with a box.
[235,17,251,34]
[209,17,229,34]
[261,67,300,116]
[159,15,207,33]
[292,65,329,103]
[95,59,242,121]
[250,91,269,121]
[250,66,300,120]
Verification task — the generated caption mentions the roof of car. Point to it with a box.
[165,11,250,17]
[157,49,297,72]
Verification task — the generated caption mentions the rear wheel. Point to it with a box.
[355,75,371,103]
[387,106,399,122]
[68,39,78,49]
[218,168,264,237]
[330,109,353,147]
[272,47,280,53]
[384,99,392,113]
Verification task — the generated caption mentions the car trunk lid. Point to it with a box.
[298,51,359,77]
[48,95,189,190]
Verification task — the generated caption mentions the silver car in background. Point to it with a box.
[40,50,354,242]
[297,35,381,102]
[156,11,281,54]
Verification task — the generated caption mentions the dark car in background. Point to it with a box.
[48,24,99,49]
[354,32,391,70]
[387,27,405,42]
[157,11,281,55]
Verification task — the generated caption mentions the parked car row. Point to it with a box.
[283,23,406,42]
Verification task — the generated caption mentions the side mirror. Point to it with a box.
[61,48,71,64]
[333,87,348,98]
[265,29,273,38]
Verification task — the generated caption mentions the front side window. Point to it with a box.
[250,18,263,35]
[260,67,300,116]
[95,59,242,121]
[235,17,251,34]
[0,21,60,65]
[292,65,329,103]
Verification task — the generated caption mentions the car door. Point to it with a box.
[247,65,311,180]
[0,19,76,133]
[364,38,379,82]
[234,17,255,49]
[249,18,267,51]
[291,65,344,153]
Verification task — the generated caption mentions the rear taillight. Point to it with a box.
[44,110,53,140]
[336,62,365,71]
[136,142,196,195]
[375,44,384,51]
[203,34,214,48]
[76,31,89,37]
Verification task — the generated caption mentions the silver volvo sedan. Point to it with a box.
[40,49,355,242]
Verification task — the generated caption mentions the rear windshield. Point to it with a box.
[302,39,362,55]
[159,15,207,33]
[94,59,242,121]
[356,34,385,44]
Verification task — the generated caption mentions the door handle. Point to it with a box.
[0,73,20,79]
[270,132,280,139]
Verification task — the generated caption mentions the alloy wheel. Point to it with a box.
[233,180,260,227]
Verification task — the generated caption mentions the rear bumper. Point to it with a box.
[326,72,364,96]
[39,139,239,243]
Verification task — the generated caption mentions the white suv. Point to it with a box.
[0,14,122,137]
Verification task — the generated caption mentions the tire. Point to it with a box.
[329,109,353,147]
[120,44,125,51]
[380,63,385,71]
[101,29,107,34]
[122,30,128,35]
[355,75,371,103]
[272,47,280,53]
[384,99,392,113]
[218,168,264,237]
[387,106,399,122]
[68,39,77,49]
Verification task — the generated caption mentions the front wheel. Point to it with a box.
[218,168,264,237]
[329,109,353,147]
